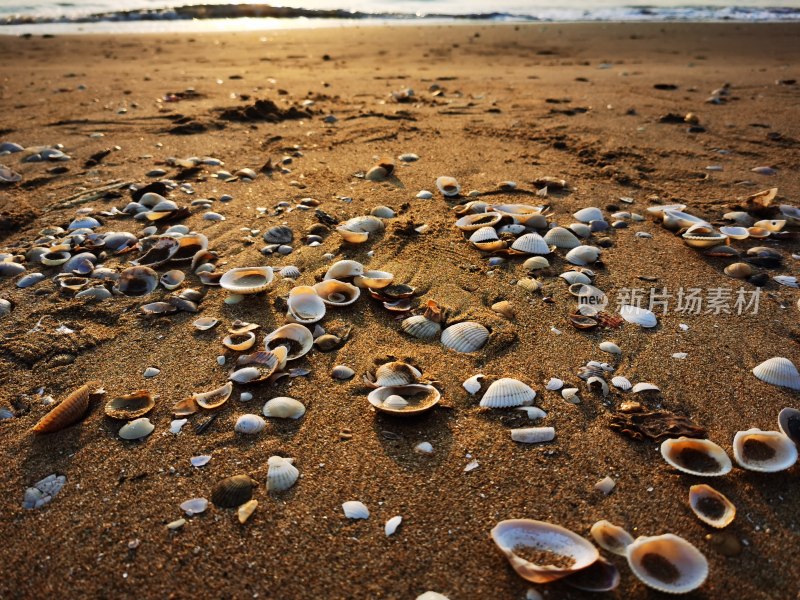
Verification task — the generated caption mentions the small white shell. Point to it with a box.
[223,331,256,352]
[732,428,798,472]
[480,378,536,408]
[324,260,364,280]
[193,317,219,331]
[595,476,616,495]
[660,437,732,476]
[219,267,274,294]
[119,418,154,440]
[401,315,441,340]
[752,357,800,390]
[559,271,592,286]
[573,207,604,223]
[385,515,403,536]
[611,376,632,391]
[562,388,580,403]
[180,498,209,516]
[511,233,550,255]
[436,176,461,197]
[262,397,306,419]
[626,534,709,594]
[414,441,434,454]
[516,406,547,420]
[523,256,550,271]
[287,285,326,323]
[440,322,489,353]
[545,378,564,391]
[631,382,660,393]
[565,245,601,266]
[462,374,484,395]
[267,456,299,492]
[543,227,581,249]
[510,427,555,444]
[619,305,657,328]
[599,341,621,355]
[234,414,266,435]
[469,226,499,244]
[229,367,261,384]
[590,520,634,556]
[342,500,369,519]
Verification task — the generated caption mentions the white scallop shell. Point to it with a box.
[385,515,403,536]
[480,378,536,408]
[619,305,657,328]
[660,437,732,476]
[511,233,550,255]
[287,286,326,323]
[324,260,364,280]
[400,315,441,340]
[219,267,274,294]
[572,207,604,223]
[590,520,634,556]
[626,534,708,594]
[543,227,581,249]
[523,256,550,271]
[384,395,408,409]
[559,271,592,285]
[631,382,660,393]
[565,245,601,266]
[234,414,266,435]
[375,362,422,387]
[440,322,489,353]
[262,397,306,419]
[463,374,484,395]
[510,427,555,444]
[342,500,369,519]
[436,176,461,197]
[267,456,299,492]
[491,519,599,584]
[752,357,800,390]
[119,418,154,440]
[469,226,499,244]
[732,428,798,472]
[568,222,592,238]
[545,377,563,391]
[611,376,632,391]
[599,341,621,355]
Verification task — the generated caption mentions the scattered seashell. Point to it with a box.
[778,407,800,446]
[33,382,103,433]
[732,428,797,472]
[660,437,732,476]
[234,414,266,434]
[263,225,294,244]
[211,475,258,508]
[180,498,208,516]
[166,518,186,530]
[511,427,555,444]
[436,176,461,197]
[611,376,632,391]
[752,357,800,391]
[455,212,502,231]
[401,314,442,340]
[160,270,185,290]
[337,215,384,243]
[332,365,355,380]
[626,534,709,594]
[219,267,274,294]
[238,499,258,524]
[689,484,736,528]
[599,341,621,355]
[368,384,441,416]
[523,256,550,271]
[563,556,620,593]
[619,305,657,328]
[511,233,550,255]
[116,266,159,296]
[591,520,634,556]
[191,455,211,467]
[264,324,313,361]
[223,331,256,352]
[441,321,489,353]
[463,374,484,394]
[263,397,306,419]
[543,227,581,249]
[118,417,154,440]
[104,390,155,420]
[324,259,364,280]
[631,382,660,394]
[373,362,422,387]
[313,279,360,306]
[565,245,601,266]
[562,388,580,403]
[480,378,536,408]
[719,226,749,240]
[545,378,563,391]
[193,317,219,331]
[594,476,616,495]
[287,285,326,323]
[267,456,299,492]
[22,474,67,510]
[491,519,599,584]
[193,382,233,409]
[491,300,515,319]
[385,515,403,536]
[415,441,434,454]
[573,207,604,223]
[342,500,370,519]
[774,275,799,288]
[170,419,188,434]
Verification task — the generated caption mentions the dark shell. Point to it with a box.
[132,237,179,267]
[105,390,155,420]
[116,266,159,296]
[263,225,294,244]
[211,475,258,508]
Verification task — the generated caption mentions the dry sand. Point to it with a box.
[0,22,799,599]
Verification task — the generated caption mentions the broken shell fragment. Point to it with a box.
[732,428,798,472]
[219,267,274,294]
[441,321,489,353]
[367,384,441,416]
[480,378,536,408]
[626,534,708,594]
[342,500,370,519]
[223,331,257,351]
[510,427,554,444]
[160,269,185,290]
[262,397,306,419]
[590,520,634,556]
[490,519,599,584]
[267,456,299,492]
[211,475,258,508]
[778,407,800,446]
[463,374,484,395]
[193,382,233,409]
[689,484,736,528]
[660,437,732,477]
[564,557,620,593]
[619,305,657,328]
[264,324,313,360]
[238,499,258,524]
[104,390,155,420]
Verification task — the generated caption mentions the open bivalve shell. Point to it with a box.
[132,237,179,267]
[441,321,489,353]
[353,270,394,289]
[287,286,326,323]
[337,215,384,243]
[689,484,736,528]
[490,204,547,228]
[660,437,732,477]
[193,382,233,409]
[223,331,256,351]
[436,176,461,197]
[590,520,634,556]
[105,390,155,420]
[480,378,536,408]
[619,305,657,328]
[324,259,364,280]
[219,267,274,294]
[313,279,360,306]
[732,428,798,472]
[778,407,800,446]
[626,534,709,594]
[267,456,299,492]
[401,315,441,340]
[752,357,800,391]
[367,384,440,416]
[490,519,599,584]
[564,557,620,593]
[264,324,313,360]
[662,210,709,231]
[116,266,159,296]
[682,229,728,249]
[543,227,581,249]
[455,212,503,231]
[263,396,306,419]
[234,348,288,383]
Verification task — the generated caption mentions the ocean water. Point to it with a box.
[1,0,799,33]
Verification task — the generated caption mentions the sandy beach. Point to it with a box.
[1,22,799,599]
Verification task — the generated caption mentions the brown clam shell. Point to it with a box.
[104,390,155,420]
[33,381,104,433]
[211,475,258,508]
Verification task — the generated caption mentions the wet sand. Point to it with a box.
[1,22,799,599]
